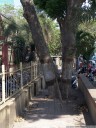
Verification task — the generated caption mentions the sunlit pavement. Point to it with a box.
[12,89,94,128]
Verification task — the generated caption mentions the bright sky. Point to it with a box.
[14,0,21,7]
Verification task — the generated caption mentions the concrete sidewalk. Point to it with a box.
[12,89,94,128]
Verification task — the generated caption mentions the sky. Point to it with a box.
[14,0,21,7]
[0,0,14,5]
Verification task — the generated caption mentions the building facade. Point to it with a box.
[0,15,14,71]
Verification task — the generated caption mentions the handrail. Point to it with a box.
[0,61,42,104]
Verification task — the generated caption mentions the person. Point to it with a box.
[88,61,92,73]
[81,60,87,73]
[78,55,83,69]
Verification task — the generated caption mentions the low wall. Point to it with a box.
[0,76,45,128]
[78,74,96,124]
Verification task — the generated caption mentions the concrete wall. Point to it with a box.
[0,87,29,128]
[78,74,96,124]
[0,76,45,128]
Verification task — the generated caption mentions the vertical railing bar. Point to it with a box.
[33,63,35,79]
[2,65,5,103]
[32,63,34,80]
[5,74,7,98]
[36,63,38,78]
[20,62,23,88]
[31,61,32,81]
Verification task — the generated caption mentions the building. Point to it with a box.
[0,0,14,5]
[0,15,14,71]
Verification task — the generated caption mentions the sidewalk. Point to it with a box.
[12,88,94,128]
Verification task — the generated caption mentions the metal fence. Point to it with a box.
[0,61,41,104]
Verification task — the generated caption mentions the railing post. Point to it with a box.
[38,62,40,76]
[31,61,33,81]
[35,63,37,78]
[33,62,35,79]
[2,65,5,102]
[20,62,23,88]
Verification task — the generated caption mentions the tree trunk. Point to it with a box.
[57,0,85,98]
[61,20,76,99]
[20,0,61,98]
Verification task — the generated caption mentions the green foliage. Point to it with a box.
[34,0,67,18]
[34,0,96,21]
[4,20,18,37]
[34,0,96,58]
[0,5,33,64]
[89,0,96,15]
[48,24,61,55]
[39,13,54,42]
[12,35,25,64]
[0,4,15,14]
[76,30,95,60]
[1,4,61,57]
[38,12,61,55]
[48,37,61,55]
[80,0,96,22]
[79,21,96,37]
[0,5,32,44]
[12,35,25,49]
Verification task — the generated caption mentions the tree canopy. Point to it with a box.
[34,0,96,19]
[34,0,67,19]
[76,30,95,60]
[38,13,61,55]
[34,0,96,58]
[20,0,96,98]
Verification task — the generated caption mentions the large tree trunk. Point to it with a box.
[20,0,61,99]
[62,25,76,99]
[58,19,76,99]
[57,0,86,98]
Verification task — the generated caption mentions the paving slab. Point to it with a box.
[12,89,94,128]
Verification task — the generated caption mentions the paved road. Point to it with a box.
[12,89,94,128]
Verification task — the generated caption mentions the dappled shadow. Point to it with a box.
[21,88,94,126]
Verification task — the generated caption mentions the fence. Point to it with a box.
[0,61,41,105]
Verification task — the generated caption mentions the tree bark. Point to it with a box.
[57,0,86,98]
[58,19,76,98]
[20,0,61,99]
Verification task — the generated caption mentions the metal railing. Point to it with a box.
[0,61,41,104]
